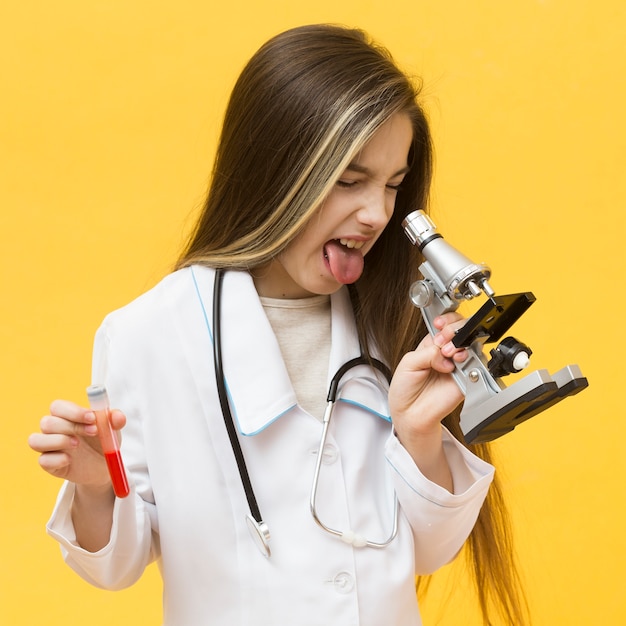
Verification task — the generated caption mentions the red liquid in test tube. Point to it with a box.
[86,385,130,498]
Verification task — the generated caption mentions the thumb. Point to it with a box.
[109,409,127,431]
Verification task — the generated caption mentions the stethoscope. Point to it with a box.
[211,268,399,557]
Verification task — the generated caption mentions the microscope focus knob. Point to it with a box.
[409,280,434,308]
[512,351,530,371]
[488,336,533,377]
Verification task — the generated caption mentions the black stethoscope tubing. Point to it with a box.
[212,269,264,524]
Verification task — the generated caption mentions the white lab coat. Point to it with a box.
[47,266,494,626]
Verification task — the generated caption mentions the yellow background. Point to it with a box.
[1,1,624,624]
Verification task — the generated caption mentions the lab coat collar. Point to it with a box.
[188,266,390,436]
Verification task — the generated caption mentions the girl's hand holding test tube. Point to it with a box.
[86,385,130,498]
[28,388,129,497]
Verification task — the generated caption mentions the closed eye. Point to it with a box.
[336,179,359,189]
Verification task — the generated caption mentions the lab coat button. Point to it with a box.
[332,571,354,594]
[321,443,339,464]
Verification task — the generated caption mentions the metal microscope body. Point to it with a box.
[402,210,588,444]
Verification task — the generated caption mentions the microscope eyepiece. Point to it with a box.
[402,210,494,300]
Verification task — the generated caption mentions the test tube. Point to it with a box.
[86,384,130,498]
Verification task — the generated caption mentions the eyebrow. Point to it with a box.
[345,163,411,178]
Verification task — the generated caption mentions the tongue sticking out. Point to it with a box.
[324,240,365,284]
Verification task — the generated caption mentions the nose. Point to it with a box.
[357,186,393,231]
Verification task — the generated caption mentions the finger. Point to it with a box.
[28,432,78,454]
[109,409,127,431]
[432,317,468,359]
[38,450,72,474]
[440,340,468,360]
[424,343,465,373]
[402,344,456,375]
[49,399,94,425]
[433,319,465,346]
[39,414,97,438]
[432,347,458,372]
[432,312,464,330]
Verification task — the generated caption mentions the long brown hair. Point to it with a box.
[177,23,528,625]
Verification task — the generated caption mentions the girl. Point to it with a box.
[29,24,526,626]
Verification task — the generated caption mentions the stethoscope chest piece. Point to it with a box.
[246,514,272,558]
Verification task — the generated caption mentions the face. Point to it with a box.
[252,112,414,298]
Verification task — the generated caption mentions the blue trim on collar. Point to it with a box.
[339,398,392,423]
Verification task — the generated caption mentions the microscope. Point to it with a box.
[402,210,588,444]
